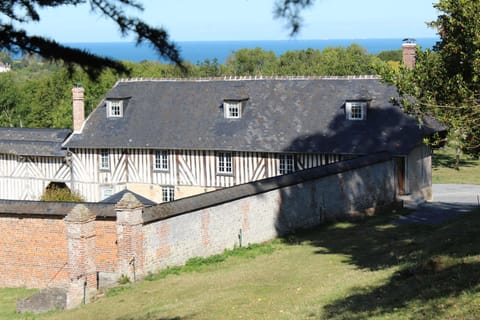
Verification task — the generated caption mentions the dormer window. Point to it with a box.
[346,101,367,120]
[107,100,123,118]
[224,101,242,119]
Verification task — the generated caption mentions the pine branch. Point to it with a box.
[273,0,315,36]
[0,23,128,77]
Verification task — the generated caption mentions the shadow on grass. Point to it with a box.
[289,210,480,319]
[321,262,480,320]
[432,150,478,169]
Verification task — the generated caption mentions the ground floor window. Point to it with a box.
[278,154,295,175]
[162,186,175,202]
[217,152,233,174]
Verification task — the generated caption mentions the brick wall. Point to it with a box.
[95,220,117,272]
[0,216,68,288]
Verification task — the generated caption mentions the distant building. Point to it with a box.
[0,62,11,73]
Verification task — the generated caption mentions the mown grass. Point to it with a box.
[14,207,477,320]
[432,147,480,184]
[0,288,37,320]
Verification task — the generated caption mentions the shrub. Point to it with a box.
[40,186,84,202]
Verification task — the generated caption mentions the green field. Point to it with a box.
[2,148,480,320]
[432,147,480,184]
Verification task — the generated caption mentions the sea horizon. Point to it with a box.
[65,38,439,64]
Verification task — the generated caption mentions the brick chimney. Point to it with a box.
[72,85,85,133]
[402,38,416,69]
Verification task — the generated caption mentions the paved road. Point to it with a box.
[395,184,480,224]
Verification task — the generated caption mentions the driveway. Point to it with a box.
[395,184,480,224]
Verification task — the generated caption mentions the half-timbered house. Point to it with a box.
[0,127,71,200]
[60,76,444,203]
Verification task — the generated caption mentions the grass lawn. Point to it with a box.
[433,147,480,184]
[0,288,37,320]
[13,208,477,320]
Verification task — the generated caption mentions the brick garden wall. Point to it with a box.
[0,215,68,288]
[95,220,118,273]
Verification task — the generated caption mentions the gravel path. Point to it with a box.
[395,184,480,224]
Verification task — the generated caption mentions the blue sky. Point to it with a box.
[22,0,439,43]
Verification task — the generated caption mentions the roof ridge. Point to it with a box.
[114,75,380,84]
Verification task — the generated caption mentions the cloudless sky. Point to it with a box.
[20,0,439,43]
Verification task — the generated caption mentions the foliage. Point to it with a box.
[273,0,315,35]
[377,49,402,62]
[117,274,131,285]
[225,47,278,76]
[40,185,84,202]
[383,0,480,158]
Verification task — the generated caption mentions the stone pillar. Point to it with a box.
[72,86,85,133]
[64,204,97,309]
[115,193,145,282]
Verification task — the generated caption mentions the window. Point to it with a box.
[224,101,242,119]
[107,100,123,118]
[100,149,110,170]
[162,186,175,202]
[217,152,233,174]
[346,102,367,120]
[100,187,113,200]
[154,150,169,171]
[279,154,295,175]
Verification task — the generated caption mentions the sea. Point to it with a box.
[66,38,438,64]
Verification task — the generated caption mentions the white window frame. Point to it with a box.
[154,150,169,171]
[346,101,367,120]
[162,186,175,202]
[217,152,233,174]
[278,154,295,175]
[99,149,110,170]
[224,101,242,119]
[100,187,113,200]
[107,100,123,118]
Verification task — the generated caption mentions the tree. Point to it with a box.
[386,0,480,161]
[225,48,279,76]
[0,0,183,77]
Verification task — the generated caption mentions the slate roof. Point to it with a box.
[64,77,445,156]
[99,189,157,206]
[0,127,71,157]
